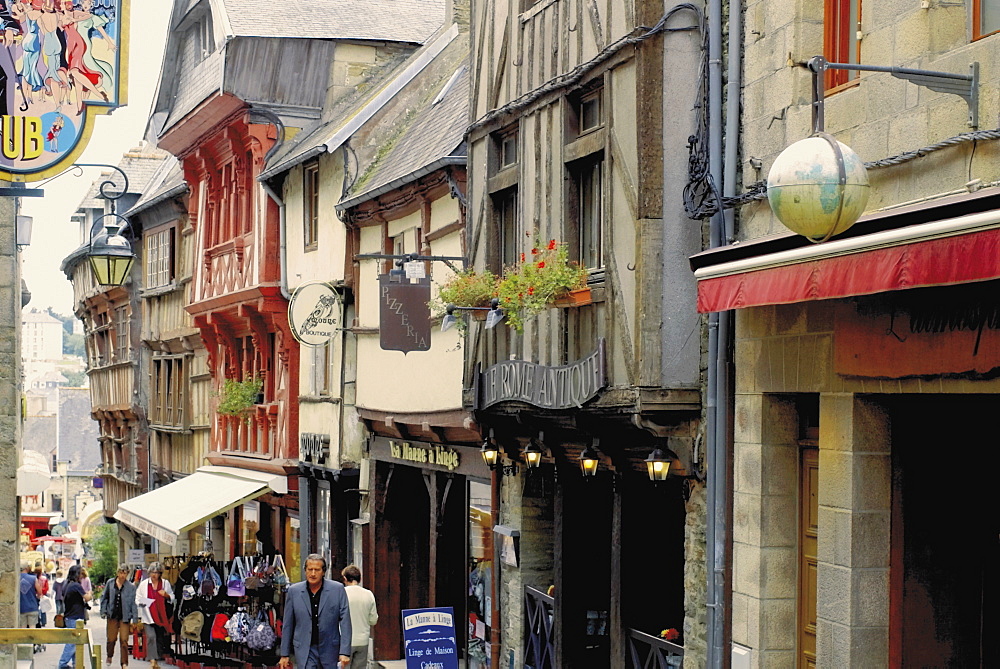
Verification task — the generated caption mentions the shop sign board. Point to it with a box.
[300,432,330,466]
[0,0,130,181]
[379,275,431,353]
[477,338,606,410]
[370,437,490,479]
[126,549,144,565]
[402,606,459,669]
[288,282,341,346]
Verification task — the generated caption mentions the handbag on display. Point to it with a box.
[243,558,261,591]
[271,554,289,587]
[226,608,251,643]
[181,611,205,641]
[54,614,65,628]
[211,613,230,641]
[227,557,246,598]
[245,609,277,651]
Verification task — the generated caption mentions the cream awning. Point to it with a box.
[113,466,287,545]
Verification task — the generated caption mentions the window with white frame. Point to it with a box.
[146,227,176,289]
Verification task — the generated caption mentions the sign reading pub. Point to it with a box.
[0,0,130,181]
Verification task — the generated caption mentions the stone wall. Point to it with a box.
[741,0,1000,242]
[0,196,22,664]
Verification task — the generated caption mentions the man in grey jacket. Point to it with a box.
[279,554,352,668]
[100,564,138,668]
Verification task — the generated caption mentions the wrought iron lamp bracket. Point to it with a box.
[808,56,979,133]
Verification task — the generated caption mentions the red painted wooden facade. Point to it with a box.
[165,107,300,474]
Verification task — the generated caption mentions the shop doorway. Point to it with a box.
[889,395,999,668]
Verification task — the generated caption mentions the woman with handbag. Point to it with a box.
[57,565,92,669]
[135,561,174,669]
[101,564,138,668]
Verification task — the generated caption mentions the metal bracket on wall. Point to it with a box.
[808,56,979,133]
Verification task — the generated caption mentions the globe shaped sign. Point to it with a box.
[767,134,870,242]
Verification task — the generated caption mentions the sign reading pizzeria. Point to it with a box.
[378,274,431,354]
[477,338,606,410]
[288,282,341,346]
[0,0,129,181]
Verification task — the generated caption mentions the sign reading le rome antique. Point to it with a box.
[288,282,341,346]
[478,338,606,410]
[0,0,130,181]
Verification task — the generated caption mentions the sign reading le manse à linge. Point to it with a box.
[478,338,606,410]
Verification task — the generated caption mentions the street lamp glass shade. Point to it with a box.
[523,442,542,469]
[481,441,499,469]
[579,447,599,477]
[441,313,457,332]
[88,231,135,286]
[645,447,671,482]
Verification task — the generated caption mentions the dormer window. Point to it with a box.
[182,9,214,63]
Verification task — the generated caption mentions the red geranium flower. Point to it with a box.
[528,286,535,295]
[531,248,539,255]
[520,252,526,262]
[548,239,557,250]
[536,261,545,269]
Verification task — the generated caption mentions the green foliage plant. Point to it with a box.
[215,377,264,420]
[497,240,588,333]
[87,523,118,587]
[429,268,500,334]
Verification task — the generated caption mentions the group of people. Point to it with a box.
[77,554,378,669]
[19,560,93,666]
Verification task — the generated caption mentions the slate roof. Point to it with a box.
[23,309,62,324]
[345,64,468,205]
[58,388,101,475]
[220,0,445,44]
[79,145,172,209]
[126,159,187,218]
[22,414,56,459]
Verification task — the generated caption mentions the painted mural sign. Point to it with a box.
[402,606,459,669]
[0,0,128,181]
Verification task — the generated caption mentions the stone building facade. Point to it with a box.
[693,2,1000,667]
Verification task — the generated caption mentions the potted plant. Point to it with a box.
[429,268,500,327]
[215,377,264,421]
[497,240,589,333]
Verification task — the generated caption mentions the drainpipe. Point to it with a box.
[705,0,735,665]
[260,181,291,300]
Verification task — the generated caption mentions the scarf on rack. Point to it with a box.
[147,580,172,628]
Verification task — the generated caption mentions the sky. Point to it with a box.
[20,1,173,317]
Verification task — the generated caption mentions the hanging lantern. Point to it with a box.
[645,447,671,482]
[767,133,870,243]
[523,441,543,469]
[579,446,599,478]
[480,439,499,470]
[88,222,135,286]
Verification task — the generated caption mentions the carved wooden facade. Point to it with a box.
[174,115,299,473]
[466,0,705,665]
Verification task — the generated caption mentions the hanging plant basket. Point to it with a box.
[470,309,490,321]
[552,287,592,308]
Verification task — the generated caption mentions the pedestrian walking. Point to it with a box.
[135,561,173,669]
[34,562,50,627]
[19,561,44,652]
[53,569,66,615]
[58,565,92,668]
[279,554,352,668]
[342,565,378,669]
[100,564,137,667]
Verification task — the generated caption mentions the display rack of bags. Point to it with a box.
[169,553,290,668]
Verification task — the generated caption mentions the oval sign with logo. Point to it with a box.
[288,282,341,346]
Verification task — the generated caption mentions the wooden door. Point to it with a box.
[798,447,819,668]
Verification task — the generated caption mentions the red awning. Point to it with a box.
[695,210,1000,312]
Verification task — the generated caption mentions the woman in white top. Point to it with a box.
[135,562,174,669]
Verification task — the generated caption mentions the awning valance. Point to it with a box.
[113,466,287,546]
[695,209,1000,312]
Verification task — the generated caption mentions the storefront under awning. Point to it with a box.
[694,208,1000,313]
[113,466,288,545]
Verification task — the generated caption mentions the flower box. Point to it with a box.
[552,287,592,308]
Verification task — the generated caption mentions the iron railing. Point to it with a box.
[626,627,684,669]
[524,585,555,669]
[0,619,101,667]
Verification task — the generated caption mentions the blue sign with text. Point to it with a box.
[402,606,459,669]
